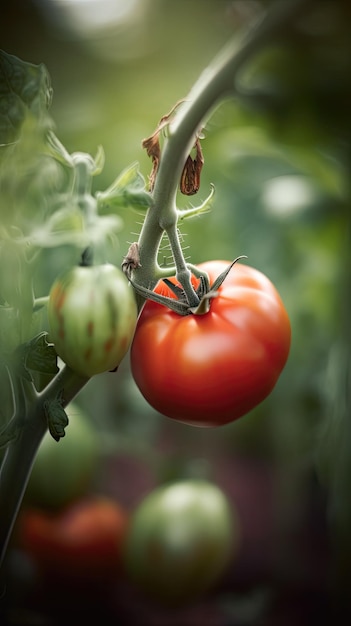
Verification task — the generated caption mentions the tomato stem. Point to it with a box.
[164,223,199,308]
[130,0,314,310]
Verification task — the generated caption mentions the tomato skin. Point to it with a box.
[131,261,291,427]
[48,263,137,377]
[17,497,129,581]
[123,480,238,605]
[25,403,100,510]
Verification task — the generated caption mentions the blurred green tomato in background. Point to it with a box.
[123,479,239,605]
[25,403,100,510]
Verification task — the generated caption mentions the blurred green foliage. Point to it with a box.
[1,0,350,601]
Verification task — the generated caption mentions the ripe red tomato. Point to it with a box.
[17,497,129,581]
[131,260,291,426]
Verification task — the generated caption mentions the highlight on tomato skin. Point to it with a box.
[130,260,291,427]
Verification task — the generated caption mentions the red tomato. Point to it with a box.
[131,260,291,427]
[17,497,129,581]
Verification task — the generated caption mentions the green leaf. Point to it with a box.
[0,50,53,145]
[96,162,153,213]
[44,391,69,441]
[25,332,59,375]
[14,332,59,380]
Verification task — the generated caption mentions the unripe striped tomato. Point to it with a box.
[48,264,137,377]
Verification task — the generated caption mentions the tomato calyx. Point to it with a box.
[126,255,247,316]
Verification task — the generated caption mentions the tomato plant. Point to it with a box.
[1,0,312,577]
[25,403,100,510]
[48,263,137,378]
[131,260,291,427]
[123,480,238,604]
[17,496,129,581]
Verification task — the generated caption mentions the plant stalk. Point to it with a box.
[0,366,89,573]
[134,0,315,297]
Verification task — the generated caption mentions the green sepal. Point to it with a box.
[128,257,248,317]
[210,256,247,291]
[44,390,69,441]
[128,276,189,315]
[162,279,186,300]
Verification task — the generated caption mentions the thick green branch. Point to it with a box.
[134,0,315,300]
[0,366,89,571]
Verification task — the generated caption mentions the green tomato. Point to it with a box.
[25,403,100,510]
[123,480,239,605]
[48,263,137,377]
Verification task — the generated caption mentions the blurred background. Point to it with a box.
[1,0,350,624]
